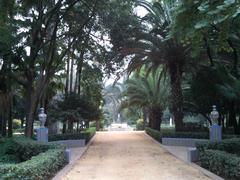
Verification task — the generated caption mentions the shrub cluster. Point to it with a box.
[49,127,96,143]
[145,127,162,142]
[0,138,66,179]
[136,119,144,130]
[196,138,240,179]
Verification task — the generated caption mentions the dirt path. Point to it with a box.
[63,131,211,180]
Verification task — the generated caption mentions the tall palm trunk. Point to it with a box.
[149,106,162,131]
[169,62,184,131]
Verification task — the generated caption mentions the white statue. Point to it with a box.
[210,105,219,125]
[38,108,47,127]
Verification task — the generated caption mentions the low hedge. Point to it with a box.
[12,137,50,161]
[0,137,49,163]
[49,127,96,143]
[199,149,240,179]
[196,138,240,179]
[145,127,162,142]
[145,127,240,143]
[0,138,67,179]
[196,138,240,155]
[0,147,66,179]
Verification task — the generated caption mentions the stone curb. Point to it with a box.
[52,133,96,180]
[143,132,224,180]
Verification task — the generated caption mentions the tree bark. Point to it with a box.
[70,57,74,93]
[148,106,162,131]
[142,107,147,129]
[65,55,70,96]
[25,91,38,137]
[77,50,84,95]
[7,97,12,137]
[169,62,184,132]
[62,123,67,134]
[1,113,7,137]
[229,101,240,134]
[25,80,47,137]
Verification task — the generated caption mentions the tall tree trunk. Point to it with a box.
[68,120,74,132]
[1,113,7,137]
[149,106,162,131]
[25,84,41,137]
[0,114,2,135]
[77,50,84,95]
[169,63,184,131]
[7,96,12,137]
[0,94,8,137]
[229,101,240,134]
[25,94,37,137]
[62,123,67,134]
[70,58,74,93]
[142,107,147,129]
[96,120,100,131]
[65,55,70,96]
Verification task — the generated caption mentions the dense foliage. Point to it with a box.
[197,138,240,179]
[0,137,66,179]
[49,127,96,143]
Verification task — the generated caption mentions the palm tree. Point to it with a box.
[120,0,192,131]
[123,68,169,131]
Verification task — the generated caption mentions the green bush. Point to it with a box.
[0,148,66,179]
[196,138,240,156]
[0,138,66,180]
[13,128,24,134]
[145,127,162,142]
[11,137,49,161]
[136,119,144,130]
[196,138,240,179]
[199,149,240,179]
[12,119,21,129]
[0,154,20,164]
[49,127,96,143]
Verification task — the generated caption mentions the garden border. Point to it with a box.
[144,131,224,180]
[52,132,96,180]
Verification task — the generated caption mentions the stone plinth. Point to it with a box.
[37,127,48,143]
[209,124,222,142]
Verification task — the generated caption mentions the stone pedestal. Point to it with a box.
[210,124,222,142]
[37,127,48,143]
[65,149,71,163]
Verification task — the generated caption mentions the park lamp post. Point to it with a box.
[37,108,48,143]
[209,105,222,142]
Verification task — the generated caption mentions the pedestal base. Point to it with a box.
[37,127,48,143]
[210,124,222,142]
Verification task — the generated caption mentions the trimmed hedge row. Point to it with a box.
[0,148,66,179]
[145,127,240,142]
[49,127,96,143]
[196,138,240,180]
[0,138,66,179]
[199,149,240,179]
[196,138,240,155]
[145,127,162,142]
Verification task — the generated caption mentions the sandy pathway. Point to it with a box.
[63,131,211,180]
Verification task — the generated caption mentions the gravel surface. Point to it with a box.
[62,131,212,180]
